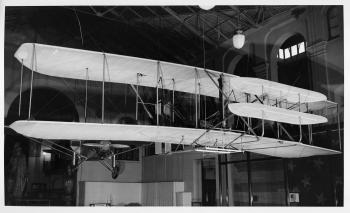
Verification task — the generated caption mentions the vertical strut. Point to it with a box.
[218,75,225,128]
[261,85,264,102]
[102,54,106,123]
[298,93,301,112]
[84,68,89,122]
[204,96,207,128]
[261,110,265,137]
[308,124,313,145]
[136,73,140,121]
[28,44,36,120]
[172,78,175,125]
[18,59,24,117]
[112,154,116,168]
[222,80,225,127]
[198,80,201,125]
[298,116,302,142]
[194,68,199,128]
[246,93,250,133]
[156,61,160,126]
[195,68,198,128]
[279,91,282,107]
[73,152,76,166]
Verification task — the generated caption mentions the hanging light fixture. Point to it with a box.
[232,11,245,49]
[199,5,215,10]
[233,30,245,49]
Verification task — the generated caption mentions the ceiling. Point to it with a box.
[72,6,294,45]
[6,6,296,67]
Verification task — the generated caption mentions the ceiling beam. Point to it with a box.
[255,6,263,24]
[135,6,235,22]
[204,16,232,35]
[229,6,258,28]
[126,7,143,19]
[101,6,118,17]
[144,6,192,40]
[161,6,217,47]
[89,6,99,16]
[109,9,188,64]
[213,11,247,30]
[65,7,127,24]
[127,7,200,59]
[186,6,229,41]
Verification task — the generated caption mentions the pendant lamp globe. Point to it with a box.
[233,30,245,49]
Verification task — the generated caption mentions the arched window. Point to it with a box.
[277,34,310,90]
[327,6,341,40]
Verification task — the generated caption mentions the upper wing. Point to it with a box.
[14,43,326,103]
[14,43,233,99]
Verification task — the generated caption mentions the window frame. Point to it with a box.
[278,41,306,60]
[327,6,341,40]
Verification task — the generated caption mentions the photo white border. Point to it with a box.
[0,1,348,213]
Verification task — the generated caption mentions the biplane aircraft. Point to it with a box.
[9,43,341,179]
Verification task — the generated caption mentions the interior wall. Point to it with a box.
[141,182,184,206]
[221,6,343,96]
[76,160,142,205]
[78,160,141,182]
[142,152,213,204]
[81,182,142,206]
